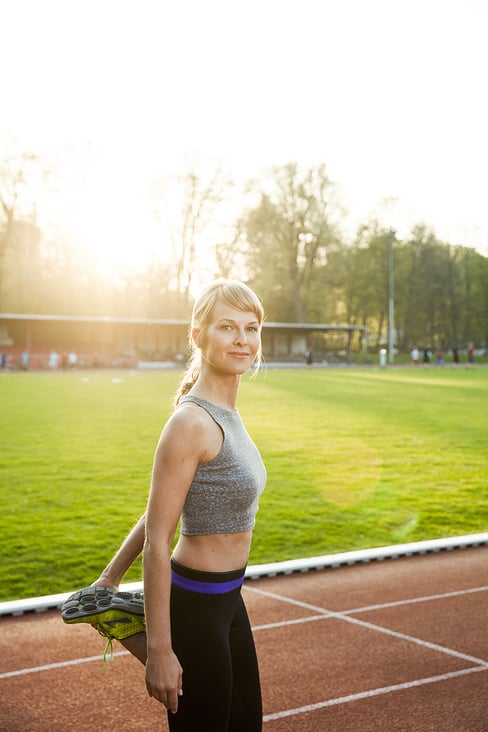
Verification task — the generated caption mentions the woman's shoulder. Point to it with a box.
[161,401,222,462]
[169,400,214,433]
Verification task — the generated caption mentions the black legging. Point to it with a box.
[168,560,262,731]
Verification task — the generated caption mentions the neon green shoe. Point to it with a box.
[61,585,146,641]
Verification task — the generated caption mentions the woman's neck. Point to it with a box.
[189,373,240,412]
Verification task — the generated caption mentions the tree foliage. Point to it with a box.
[241,162,340,321]
[0,138,44,311]
[151,159,232,316]
[0,146,487,352]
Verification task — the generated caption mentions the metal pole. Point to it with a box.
[388,229,395,364]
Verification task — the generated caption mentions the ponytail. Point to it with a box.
[174,352,200,407]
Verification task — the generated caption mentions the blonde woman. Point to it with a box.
[63,279,266,731]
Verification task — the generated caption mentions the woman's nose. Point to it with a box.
[234,328,247,344]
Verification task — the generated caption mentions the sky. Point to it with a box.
[2,0,488,274]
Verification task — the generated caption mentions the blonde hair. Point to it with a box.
[174,278,264,406]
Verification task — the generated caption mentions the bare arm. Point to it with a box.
[94,513,146,589]
[144,406,212,713]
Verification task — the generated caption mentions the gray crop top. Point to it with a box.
[178,395,267,536]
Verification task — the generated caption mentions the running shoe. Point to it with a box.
[61,585,146,641]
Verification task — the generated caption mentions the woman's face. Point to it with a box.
[194,301,261,375]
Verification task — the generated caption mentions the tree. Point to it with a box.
[151,159,233,316]
[0,136,44,310]
[459,246,488,348]
[241,162,341,322]
[390,227,488,352]
[394,226,457,349]
[323,222,394,350]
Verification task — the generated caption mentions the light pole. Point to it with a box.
[388,228,395,364]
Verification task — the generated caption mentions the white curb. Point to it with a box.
[1,532,487,617]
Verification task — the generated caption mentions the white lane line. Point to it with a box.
[245,582,488,616]
[245,585,488,667]
[253,615,327,631]
[342,585,488,615]
[262,666,488,722]
[246,583,488,616]
[0,651,128,679]
[252,586,488,629]
[2,584,486,680]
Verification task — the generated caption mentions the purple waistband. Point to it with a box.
[171,571,245,595]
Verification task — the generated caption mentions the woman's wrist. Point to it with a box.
[94,571,120,588]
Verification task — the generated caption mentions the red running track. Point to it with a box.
[1,546,487,731]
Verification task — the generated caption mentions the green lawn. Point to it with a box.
[1,366,487,602]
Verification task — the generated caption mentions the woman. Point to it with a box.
[62,278,266,731]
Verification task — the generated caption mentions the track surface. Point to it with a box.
[1,547,487,731]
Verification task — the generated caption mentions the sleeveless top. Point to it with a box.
[177,395,267,536]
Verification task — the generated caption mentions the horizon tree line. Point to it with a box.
[1,142,487,353]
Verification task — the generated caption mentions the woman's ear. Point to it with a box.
[191,327,202,348]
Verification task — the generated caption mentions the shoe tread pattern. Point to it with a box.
[61,585,145,622]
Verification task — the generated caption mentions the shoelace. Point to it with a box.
[93,623,114,668]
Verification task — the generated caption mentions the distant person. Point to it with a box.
[0,353,7,370]
[435,349,444,366]
[452,347,460,365]
[61,279,267,731]
[423,348,431,365]
[20,351,29,370]
[467,342,475,366]
[48,350,59,369]
[68,351,78,369]
[306,349,314,366]
[410,346,419,366]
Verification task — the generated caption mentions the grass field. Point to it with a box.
[1,366,487,602]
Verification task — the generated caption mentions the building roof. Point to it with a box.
[0,313,366,332]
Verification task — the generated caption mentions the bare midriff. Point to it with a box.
[172,530,253,572]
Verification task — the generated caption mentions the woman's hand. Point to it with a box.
[145,651,183,714]
[91,574,118,591]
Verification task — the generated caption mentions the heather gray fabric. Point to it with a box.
[178,395,266,536]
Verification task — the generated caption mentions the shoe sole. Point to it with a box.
[61,585,145,623]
